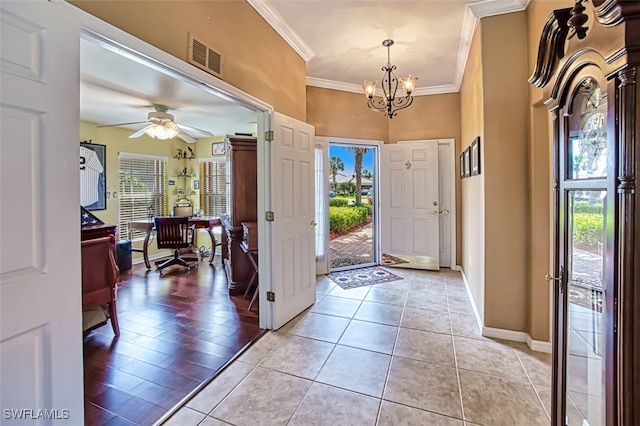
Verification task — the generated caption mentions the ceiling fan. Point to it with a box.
[97,105,213,143]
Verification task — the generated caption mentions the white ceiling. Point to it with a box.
[80,0,528,138]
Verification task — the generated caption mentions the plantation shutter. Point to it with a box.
[199,159,227,216]
[118,153,168,240]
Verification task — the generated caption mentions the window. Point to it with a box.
[118,153,167,240]
[199,159,227,216]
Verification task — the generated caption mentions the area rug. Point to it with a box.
[327,266,404,290]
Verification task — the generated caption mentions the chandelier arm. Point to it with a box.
[363,39,417,119]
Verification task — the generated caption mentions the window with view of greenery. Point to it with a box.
[199,160,227,217]
[118,154,167,240]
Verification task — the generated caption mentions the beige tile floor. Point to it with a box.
[163,268,551,426]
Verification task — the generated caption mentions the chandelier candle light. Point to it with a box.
[363,39,418,119]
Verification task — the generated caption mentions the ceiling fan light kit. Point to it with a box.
[96,105,212,143]
[363,39,418,119]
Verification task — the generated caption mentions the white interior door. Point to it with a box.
[267,112,316,329]
[380,141,440,270]
[1,1,84,423]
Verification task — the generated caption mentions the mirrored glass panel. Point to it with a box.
[568,78,608,179]
[566,190,606,426]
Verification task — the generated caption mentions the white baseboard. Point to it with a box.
[527,336,552,354]
[459,267,484,333]
[458,267,551,354]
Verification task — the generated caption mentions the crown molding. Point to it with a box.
[306,77,458,96]
[247,0,314,62]
[468,0,530,18]
[454,7,480,90]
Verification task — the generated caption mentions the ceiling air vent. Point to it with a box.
[188,34,223,79]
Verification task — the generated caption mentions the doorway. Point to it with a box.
[328,142,378,271]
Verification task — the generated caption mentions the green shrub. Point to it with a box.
[329,206,369,233]
[329,198,349,207]
[574,201,603,214]
[573,212,603,251]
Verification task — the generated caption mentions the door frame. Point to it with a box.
[61,1,275,331]
[316,136,383,270]
[398,138,457,269]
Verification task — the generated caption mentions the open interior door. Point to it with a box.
[1,1,84,422]
[380,141,440,270]
[266,112,316,329]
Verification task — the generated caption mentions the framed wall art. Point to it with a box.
[471,136,481,176]
[463,147,471,178]
[80,142,106,210]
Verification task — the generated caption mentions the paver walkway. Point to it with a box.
[329,223,373,268]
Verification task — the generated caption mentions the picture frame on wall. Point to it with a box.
[80,142,106,211]
[471,136,481,176]
[460,152,465,179]
[212,143,225,156]
[463,147,471,178]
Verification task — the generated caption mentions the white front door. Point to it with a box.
[380,141,440,270]
[267,112,316,329]
[1,1,84,423]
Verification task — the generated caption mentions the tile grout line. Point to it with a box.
[446,274,468,424]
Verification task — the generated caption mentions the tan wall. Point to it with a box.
[388,94,461,144]
[306,87,388,141]
[481,12,531,332]
[459,23,486,320]
[70,0,307,121]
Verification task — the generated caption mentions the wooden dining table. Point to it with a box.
[128,216,222,270]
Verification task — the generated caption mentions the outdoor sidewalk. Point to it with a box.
[329,223,373,268]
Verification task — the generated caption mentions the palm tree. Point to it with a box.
[349,147,369,204]
[362,169,373,180]
[329,156,344,192]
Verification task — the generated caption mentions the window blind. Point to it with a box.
[199,160,227,217]
[118,155,167,240]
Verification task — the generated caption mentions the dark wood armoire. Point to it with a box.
[220,135,257,296]
[530,1,639,425]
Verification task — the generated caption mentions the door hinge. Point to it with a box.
[265,130,274,142]
[266,211,275,222]
[267,291,275,302]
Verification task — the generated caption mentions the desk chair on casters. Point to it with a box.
[154,216,199,273]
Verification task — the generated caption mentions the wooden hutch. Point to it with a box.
[220,135,257,296]
[530,1,639,425]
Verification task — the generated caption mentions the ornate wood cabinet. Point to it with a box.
[530,1,640,425]
[220,135,257,295]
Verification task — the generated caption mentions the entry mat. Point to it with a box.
[326,266,404,290]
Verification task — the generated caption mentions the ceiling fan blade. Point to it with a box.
[177,131,196,143]
[129,125,153,139]
[177,123,213,137]
[96,120,149,128]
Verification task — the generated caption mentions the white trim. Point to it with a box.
[257,111,273,330]
[246,0,314,62]
[528,337,552,354]
[482,326,530,343]
[314,138,330,276]
[315,136,383,147]
[454,8,479,92]
[397,139,457,268]
[306,76,459,97]
[118,152,167,161]
[198,156,225,163]
[459,267,484,332]
[468,0,530,18]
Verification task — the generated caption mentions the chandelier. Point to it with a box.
[363,39,418,119]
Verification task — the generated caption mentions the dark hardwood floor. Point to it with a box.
[83,257,263,425]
